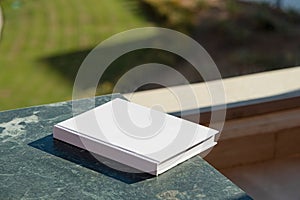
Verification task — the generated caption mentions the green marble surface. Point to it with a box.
[0,94,252,200]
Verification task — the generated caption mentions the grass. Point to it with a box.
[1,0,299,111]
[0,0,150,110]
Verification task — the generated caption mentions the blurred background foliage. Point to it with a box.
[0,0,299,110]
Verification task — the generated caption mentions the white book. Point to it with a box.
[53,98,218,176]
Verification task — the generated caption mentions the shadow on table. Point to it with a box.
[230,195,254,200]
[28,135,154,184]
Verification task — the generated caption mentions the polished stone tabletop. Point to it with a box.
[0,94,252,199]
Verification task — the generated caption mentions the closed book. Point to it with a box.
[53,98,218,175]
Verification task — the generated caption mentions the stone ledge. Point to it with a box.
[125,66,300,117]
[125,66,300,135]
[205,108,300,169]
[125,67,300,169]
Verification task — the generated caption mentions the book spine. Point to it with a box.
[53,125,158,175]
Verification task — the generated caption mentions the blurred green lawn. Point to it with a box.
[1,0,299,111]
[0,0,150,110]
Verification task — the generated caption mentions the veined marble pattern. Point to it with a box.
[0,94,251,199]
